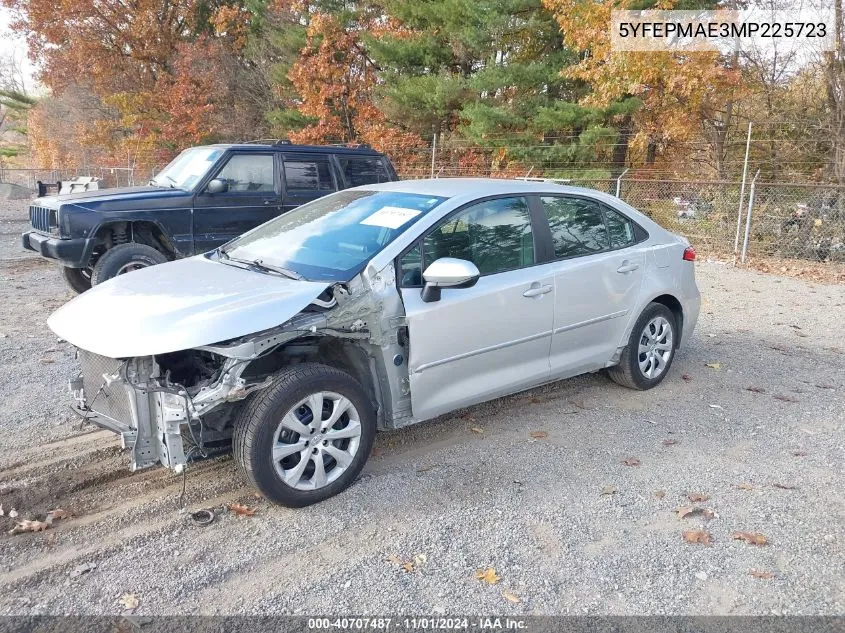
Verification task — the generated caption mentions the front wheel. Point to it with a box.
[90,243,168,286]
[608,303,678,390]
[59,265,92,293]
[233,363,376,507]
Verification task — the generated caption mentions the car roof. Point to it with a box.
[354,177,602,198]
[206,143,385,156]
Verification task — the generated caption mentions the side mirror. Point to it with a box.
[206,178,228,194]
[420,257,480,303]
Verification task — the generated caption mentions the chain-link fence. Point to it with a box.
[2,159,844,264]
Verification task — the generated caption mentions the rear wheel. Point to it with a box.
[90,243,168,286]
[233,363,376,507]
[59,265,92,293]
[608,302,677,390]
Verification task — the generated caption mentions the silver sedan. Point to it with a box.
[49,178,700,506]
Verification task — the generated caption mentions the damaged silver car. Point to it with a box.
[48,179,700,507]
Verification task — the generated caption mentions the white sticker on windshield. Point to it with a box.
[361,206,421,230]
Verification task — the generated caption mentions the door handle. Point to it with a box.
[616,261,639,274]
[523,283,552,298]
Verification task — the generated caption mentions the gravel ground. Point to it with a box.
[0,198,843,616]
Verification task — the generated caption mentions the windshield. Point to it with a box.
[221,190,447,281]
[152,146,225,190]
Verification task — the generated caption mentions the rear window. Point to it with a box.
[338,157,391,187]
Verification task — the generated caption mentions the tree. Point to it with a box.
[542,0,742,176]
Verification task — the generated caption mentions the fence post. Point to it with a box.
[740,169,760,263]
[615,167,629,199]
[430,132,437,179]
[734,121,753,253]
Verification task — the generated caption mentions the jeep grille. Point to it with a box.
[29,205,57,234]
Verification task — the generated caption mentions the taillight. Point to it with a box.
[683,246,696,261]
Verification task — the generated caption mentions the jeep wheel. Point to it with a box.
[90,243,168,286]
[59,265,92,294]
[233,363,376,507]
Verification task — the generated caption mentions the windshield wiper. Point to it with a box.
[216,251,303,280]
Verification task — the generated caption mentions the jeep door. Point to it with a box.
[280,154,339,212]
[398,196,555,420]
[192,152,281,253]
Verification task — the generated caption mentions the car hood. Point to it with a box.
[47,256,332,358]
[36,186,187,210]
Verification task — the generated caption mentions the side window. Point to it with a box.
[421,197,534,277]
[399,243,423,287]
[284,160,335,191]
[338,157,390,187]
[214,154,274,192]
[540,196,610,259]
[604,206,636,249]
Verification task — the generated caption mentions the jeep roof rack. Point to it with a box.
[241,138,292,145]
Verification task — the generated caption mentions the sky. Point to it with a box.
[0,6,38,93]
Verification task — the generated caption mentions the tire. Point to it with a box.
[59,265,92,294]
[233,363,376,507]
[90,243,168,286]
[608,302,678,391]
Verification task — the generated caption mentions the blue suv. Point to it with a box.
[22,142,399,292]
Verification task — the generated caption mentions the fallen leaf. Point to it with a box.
[118,594,139,611]
[401,562,414,573]
[38,358,55,364]
[654,490,665,499]
[676,506,697,519]
[9,520,50,535]
[475,567,501,584]
[745,386,766,393]
[705,362,721,370]
[386,554,403,565]
[502,591,521,603]
[681,373,693,382]
[733,531,768,545]
[600,485,617,496]
[791,450,808,457]
[772,394,798,403]
[621,457,640,467]
[470,426,484,434]
[417,465,433,473]
[662,439,678,446]
[736,483,755,490]
[229,503,257,517]
[8,508,18,518]
[773,483,798,490]
[687,493,709,502]
[529,430,548,439]
[682,529,713,546]
[251,492,263,499]
[413,553,427,567]
[45,508,70,524]
[69,562,97,578]
[750,570,775,580]
[530,397,545,404]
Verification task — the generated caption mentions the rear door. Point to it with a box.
[192,152,280,253]
[537,195,645,377]
[399,196,555,420]
[280,153,338,212]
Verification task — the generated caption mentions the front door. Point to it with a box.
[192,152,280,253]
[399,196,555,421]
[537,195,645,377]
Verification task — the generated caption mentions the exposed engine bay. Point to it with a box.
[70,263,413,472]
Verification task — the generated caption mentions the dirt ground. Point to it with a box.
[0,199,843,616]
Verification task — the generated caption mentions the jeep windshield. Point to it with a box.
[151,146,225,190]
[219,190,447,282]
